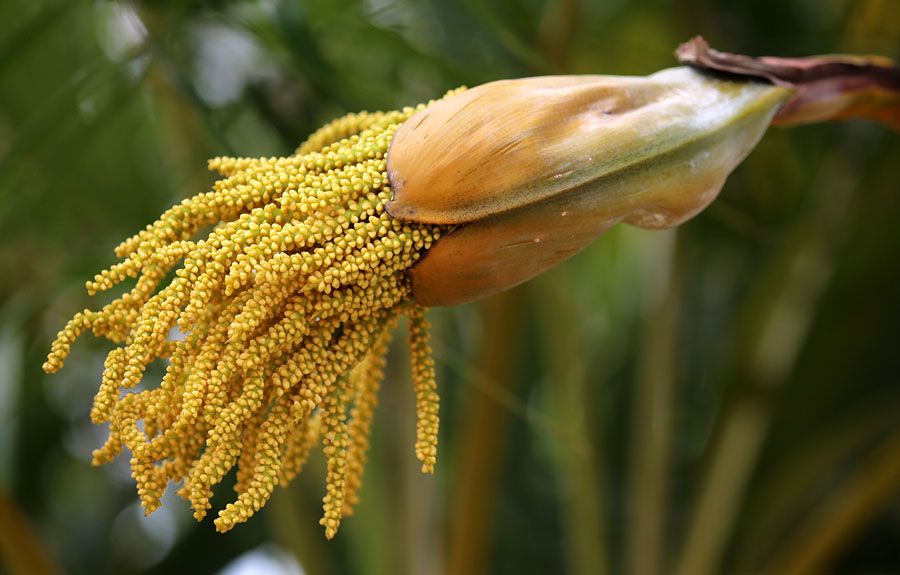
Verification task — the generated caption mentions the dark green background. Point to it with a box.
[1,0,899,573]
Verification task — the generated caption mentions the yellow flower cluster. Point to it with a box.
[43,92,461,538]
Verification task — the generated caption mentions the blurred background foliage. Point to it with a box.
[1,0,899,573]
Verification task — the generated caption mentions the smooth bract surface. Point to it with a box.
[387,68,789,306]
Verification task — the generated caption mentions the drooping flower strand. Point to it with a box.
[44,90,463,537]
[408,306,440,473]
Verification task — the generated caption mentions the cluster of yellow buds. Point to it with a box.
[43,92,460,538]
